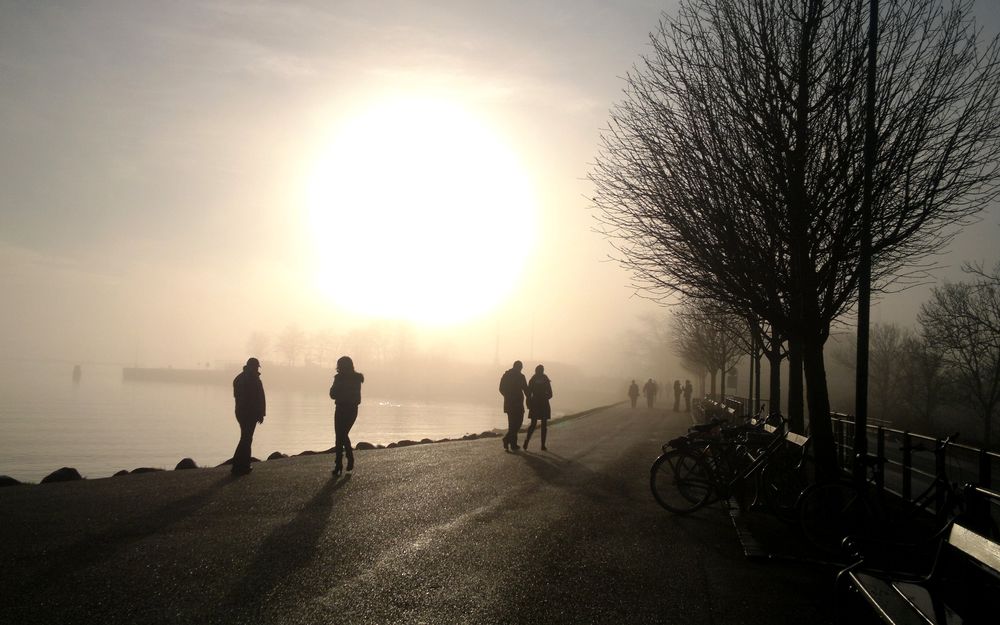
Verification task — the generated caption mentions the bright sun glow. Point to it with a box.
[306,97,538,324]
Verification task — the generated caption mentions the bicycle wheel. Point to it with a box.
[650,448,714,514]
[761,451,807,522]
[797,482,874,553]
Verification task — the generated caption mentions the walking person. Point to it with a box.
[628,379,640,409]
[683,379,694,412]
[524,364,553,451]
[643,378,658,409]
[673,379,682,412]
[329,355,364,476]
[232,357,265,476]
[498,360,529,451]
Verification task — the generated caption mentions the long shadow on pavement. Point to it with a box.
[14,473,235,595]
[219,474,351,620]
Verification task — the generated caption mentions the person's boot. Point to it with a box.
[346,453,354,472]
[523,435,531,451]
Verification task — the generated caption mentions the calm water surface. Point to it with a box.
[0,361,512,482]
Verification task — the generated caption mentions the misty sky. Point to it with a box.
[2,0,999,372]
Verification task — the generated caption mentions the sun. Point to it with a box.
[305,97,538,324]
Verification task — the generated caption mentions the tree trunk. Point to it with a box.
[788,338,804,434]
[709,370,718,400]
[803,333,838,484]
[768,334,782,416]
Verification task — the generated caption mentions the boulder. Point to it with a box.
[461,433,480,440]
[435,438,453,443]
[130,467,164,474]
[394,439,419,447]
[479,431,501,438]
[0,475,21,488]
[266,451,288,460]
[41,467,82,484]
[113,470,129,477]
[355,442,376,450]
[386,442,397,448]
[174,458,198,470]
[376,444,385,449]
[295,450,319,457]
[420,438,433,444]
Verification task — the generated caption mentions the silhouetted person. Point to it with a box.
[683,379,694,412]
[499,360,529,451]
[673,379,682,412]
[72,364,82,384]
[524,364,553,451]
[329,355,364,476]
[643,378,658,409]
[628,380,640,409]
[232,357,265,475]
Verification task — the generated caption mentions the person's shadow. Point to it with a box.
[220,475,350,619]
[18,473,233,592]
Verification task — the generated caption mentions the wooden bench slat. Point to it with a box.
[948,524,1000,575]
[849,572,933,625]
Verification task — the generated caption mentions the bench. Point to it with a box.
[837,487,1000,624]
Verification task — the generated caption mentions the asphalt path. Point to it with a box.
[1,403,835,624]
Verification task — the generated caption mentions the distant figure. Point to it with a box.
[72,364,82,384]
[683,379,694,412]
[643,378,658,409]
[524,364,553,451]
[329,355,364,476]
[628,380,640,409]
[673,380,682,412]
[232,357,266,476]
[499,360,529,451]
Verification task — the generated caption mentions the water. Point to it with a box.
[0,360,513,482]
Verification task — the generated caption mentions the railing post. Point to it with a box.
[875,426,885,494]
[980,449,992,489]
[902,431,912,503]
[935,437,946,521]
[834,419,845,471]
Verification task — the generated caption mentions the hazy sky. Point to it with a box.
[2,0,999,371]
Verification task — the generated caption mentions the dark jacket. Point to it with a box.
[628,382,639,398]
[233,366,266,422]
[499,368,529,413]
[527,373,553,420]
[329,371,365,406]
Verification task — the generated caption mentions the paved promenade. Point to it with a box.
[1,404,835,624]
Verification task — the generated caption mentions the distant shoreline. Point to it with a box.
[0,402,622,486]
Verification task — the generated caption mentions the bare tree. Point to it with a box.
[898,331,951,427]
[671,299,746,399]
[919,264,1000,448]
[591,0,1000,477]
[277,324,306,367]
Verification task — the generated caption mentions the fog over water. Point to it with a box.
[2,2,1000,477]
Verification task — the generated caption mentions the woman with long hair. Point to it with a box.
[329,355,364,476]
[524,364,553,451]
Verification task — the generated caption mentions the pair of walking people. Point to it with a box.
[498,360,553,451]
[231,355,363,477]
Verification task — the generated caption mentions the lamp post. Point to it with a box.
[854,0,879,480]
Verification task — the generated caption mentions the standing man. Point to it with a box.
[628,380,640,409]
[683,379,694,412]
[232,357,266,475]
[499,360,529,451]
[673,380,682,412]
[642,378,658,409]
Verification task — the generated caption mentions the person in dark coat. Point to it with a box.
[329,355,364,476]
[673,380,682,412]
[628,380,640,409]
[642,378,658,409]
[683,379,694,412]
[232,357,266,475]
[524,364,553,451]
[498,360,529,451]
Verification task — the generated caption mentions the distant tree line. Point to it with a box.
[246,322,417,369]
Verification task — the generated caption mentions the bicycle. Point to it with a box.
[796,433,963,553]
[650,412,802,514]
